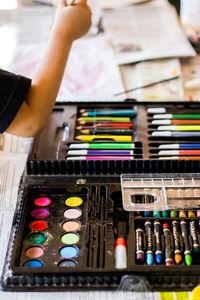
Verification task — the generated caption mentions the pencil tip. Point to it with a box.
[75,135,81,140]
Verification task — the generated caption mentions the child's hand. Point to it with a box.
[52,0,92,41]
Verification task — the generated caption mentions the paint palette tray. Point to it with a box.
[2,100,200,292]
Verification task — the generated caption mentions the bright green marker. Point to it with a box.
[153,113,200,119]
[69,143,136,149]
[170,211,178,218]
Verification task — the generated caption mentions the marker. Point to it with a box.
[152,119,200,125]
[115,237,127,269]
[154,220,163,264]
[190,221,199,253]
[69,143,137,149]
[80,110,136,117]
[172,220,182,264]
[159,156,200,160]
[67,156,134,160]
[77,117,131,122]
[136,228,144,263]
[153,114,200,119]
[77,123,133,129]
[80,129,133,135]
[75,135,132,141]
[67,150,135,156]
[145,221,154,265]
[158,143,200,149]
[152,131,200,137]
[163,223,173,266]
[159,150,200,156]
[180,220,192,266]
[157,125,200,131]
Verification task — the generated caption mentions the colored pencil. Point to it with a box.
[76,124,133,129]
[67,150,135,155]
[69,143,137,149]
[159,156,200,160]
[77,117,131,122]
[158,143,200,149]
[79,121,133,125]
[157,125,200,131]
[80,110,136,117]
[75,135,132,141]
[79,129,133,135]
[152,131,200,137]
[153,114,200,119]
[67,156,134,160]
[152,119,200,125]
[147,107,166,114]
[159,150,200,155]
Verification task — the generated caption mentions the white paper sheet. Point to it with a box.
[103,4,196,65]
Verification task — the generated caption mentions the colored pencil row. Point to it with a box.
[67,109,139,160]
[137,210,200,218]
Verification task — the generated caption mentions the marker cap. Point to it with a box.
[115,237,126,248]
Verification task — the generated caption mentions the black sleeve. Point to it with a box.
[0,69,32,133]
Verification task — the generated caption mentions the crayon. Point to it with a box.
[163,223,173,266]
[190,221,199,253]
[80,129,133,135]
[145,221,154,265]
[136,228,144,263]
[154,220,163,264]
[180,220,192,266]
[80,110,136,117]
[172,220,182,264]
[152,131,200,137]
[153,114,200,119]
[152,119,200,125]
[69,143,137,149]
[157,125,200,131]
[158,143,200,149]
[75,135,132,141]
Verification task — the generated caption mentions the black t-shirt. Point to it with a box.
[0,69,31,133]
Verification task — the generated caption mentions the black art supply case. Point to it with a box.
[2,101,200,292]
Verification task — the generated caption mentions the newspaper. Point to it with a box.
[103,3,196,65]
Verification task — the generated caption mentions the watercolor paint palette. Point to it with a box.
[2,101,200,291]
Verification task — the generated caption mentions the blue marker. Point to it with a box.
[154,220,163,264]
[159,143,200,149]
[145,221,154,265]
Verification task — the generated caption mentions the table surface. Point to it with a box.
[0,1,198,299]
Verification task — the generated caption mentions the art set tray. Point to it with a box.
[2,101,200,292]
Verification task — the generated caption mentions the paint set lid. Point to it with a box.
[121,173,200,212]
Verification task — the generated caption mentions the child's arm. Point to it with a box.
[6,0,92,137]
